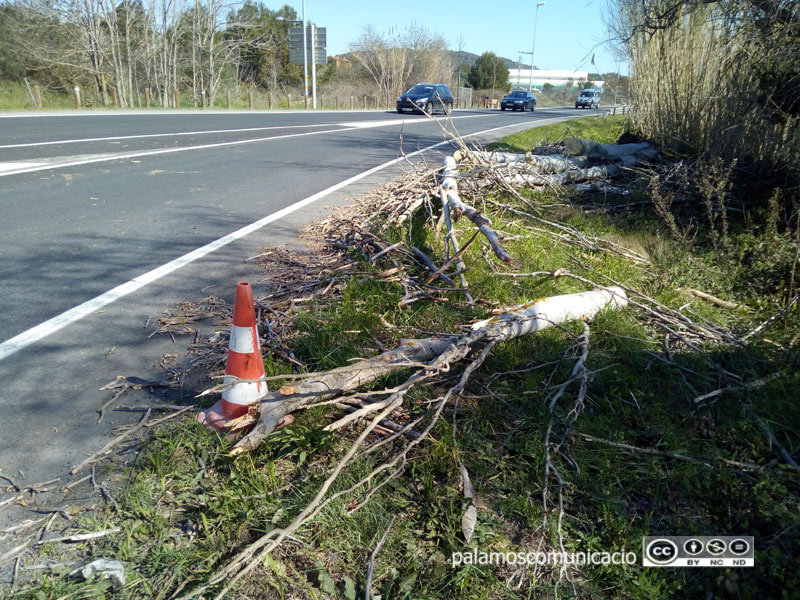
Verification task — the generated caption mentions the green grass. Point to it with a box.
[9,115,799,600]
[0,80,76,110]
[487,113,632,152]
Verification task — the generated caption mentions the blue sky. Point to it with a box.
[285,0,626,75]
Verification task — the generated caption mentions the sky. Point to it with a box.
[283,0,626,76]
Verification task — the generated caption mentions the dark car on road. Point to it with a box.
[501,90,536,111]
[397,83,454,115]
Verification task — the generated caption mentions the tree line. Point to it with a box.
[0,0,311,107]
[0,1,466,108]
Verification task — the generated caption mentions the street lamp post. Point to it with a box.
[310,23,317,109]
[528,1,546,92]
[277,7,310,107]
[301,1,308,103]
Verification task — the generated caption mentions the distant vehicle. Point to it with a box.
[397,84,454,114]
[501,90,537,111]
[575,88,601,109]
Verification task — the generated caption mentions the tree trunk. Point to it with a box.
[228,286,627,455]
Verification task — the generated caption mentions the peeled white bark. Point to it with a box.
[507,164,623,187]
[456,150,529,165]
[460,150,591,174]
[526,154,591,173]
[472,287,628,339]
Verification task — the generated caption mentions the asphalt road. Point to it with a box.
[0,106,583,527]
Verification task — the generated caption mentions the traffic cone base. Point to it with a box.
[196,399,234,431]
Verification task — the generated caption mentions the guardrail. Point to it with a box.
[602,105,634,117]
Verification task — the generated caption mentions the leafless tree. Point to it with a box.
[350,24,452,104]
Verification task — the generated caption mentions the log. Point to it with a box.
[459,150,590,174]
[507,164,623,187]
[471,286,627,339]
[231,286,627,454]
[563,138,659,166]
[526,154,591,174]
[456,150,529,165]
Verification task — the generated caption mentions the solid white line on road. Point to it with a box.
[0,161,45,172]
[0,123,344,149]
[0,114,488,149]
[0,115,489,177]
[0,117,564,362]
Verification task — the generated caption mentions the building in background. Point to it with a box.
[509,69,603,91]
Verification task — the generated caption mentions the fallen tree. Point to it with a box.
[229,286,628,455]
[455,138,659,188]
[183,286,629,599]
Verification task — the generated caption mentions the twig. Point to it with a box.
[324,397,402,432]
[692,373,781,405]
[683,288,745,310]
[61,474,92,494]
[331,403,422,438]
[576,433,764,471]
[70,409,151,475]
[12,554,21,591]
[422,230,480,285]
[97,384,130,424]
[144,406,194,428]
[365,516,396,600]
[36,527,121,545]
[368,240,403,262]
[742,296,798,341]
[0,540,30,566]
[39,512,59,542]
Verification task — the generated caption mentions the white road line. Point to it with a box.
[0,117,563,362]
[0,114,487,149]
[0,115,489,177]
[0,123,341,149]
[0,126,345,177]
[0,161,45,172]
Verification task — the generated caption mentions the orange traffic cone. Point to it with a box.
[196,282,267,432]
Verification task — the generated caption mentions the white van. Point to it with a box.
[575,89,601,109]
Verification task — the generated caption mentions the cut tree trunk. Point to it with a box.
[563,138,659,166]
[231,286,627,455]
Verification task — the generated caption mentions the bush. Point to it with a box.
[614,0,800,208]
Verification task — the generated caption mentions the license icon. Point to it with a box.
[645,539,678,565]
[683,539,703,555]
[706,539,727,555]
[729,539,750,555]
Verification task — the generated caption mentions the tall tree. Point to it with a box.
[466,52,508,90]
